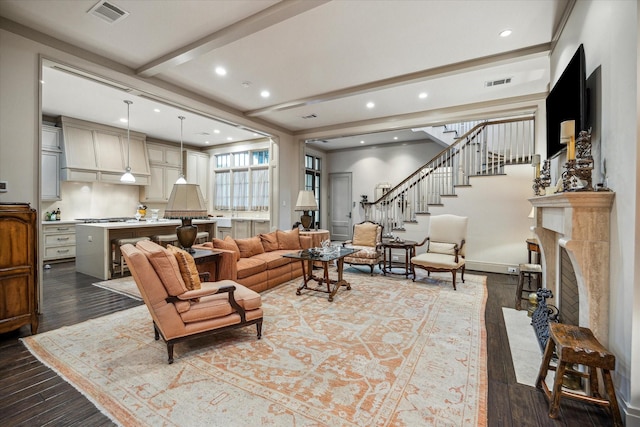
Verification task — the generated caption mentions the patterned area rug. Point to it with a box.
[92,276,141,300]
[24,272,487,426]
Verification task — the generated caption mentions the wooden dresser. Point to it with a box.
[0,203,39,335]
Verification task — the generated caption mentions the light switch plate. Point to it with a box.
[0,180,7,193]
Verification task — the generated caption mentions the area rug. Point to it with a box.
[23,272,487,426]
[92,276,141,300]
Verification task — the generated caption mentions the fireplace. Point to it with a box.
[529,192,614,346]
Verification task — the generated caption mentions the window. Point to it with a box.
[214,149,269,212]
[305,154,321,228]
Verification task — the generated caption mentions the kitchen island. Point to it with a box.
[76,219,217,280]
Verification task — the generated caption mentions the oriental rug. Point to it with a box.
[23,272,487,426]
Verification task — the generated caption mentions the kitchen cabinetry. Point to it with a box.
[41,125,61,201]
[186,150,209,202]
[0,203,38,335]
[142,143,182,202]
[59,116,150,184]
[252,219,270,235]
[232,219,252,239]
[217,226,232,240]
[43,222,76,261]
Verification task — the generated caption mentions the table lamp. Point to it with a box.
[164,183,207,253]
[295,190,318,231]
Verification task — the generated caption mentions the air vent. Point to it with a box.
[88,1,130,24]
[301,114,317,119]
[485,77,512,87]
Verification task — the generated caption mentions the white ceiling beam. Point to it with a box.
[136,0,329,78]
[245,43,551,117]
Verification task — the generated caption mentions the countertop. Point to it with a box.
[75,219,217,229]
[42,220,80,225]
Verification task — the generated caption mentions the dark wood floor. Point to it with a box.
[0,263,615,426]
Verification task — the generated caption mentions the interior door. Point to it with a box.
[329,172,352,241]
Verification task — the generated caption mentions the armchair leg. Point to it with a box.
[256,319,263,339]
[167,343,175,364]
[369,264,374,276]
[153,322,159,341]
[452,271,457,290]
[461,265,466,283]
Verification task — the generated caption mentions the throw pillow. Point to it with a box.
[235,236,266,258]
[259,231,279,252]
[352,222,379,247]
[428,241,457,255]
[167,245,202,291]
[212,236,241,261]
[136,240,188,296]
[277,228,302,250]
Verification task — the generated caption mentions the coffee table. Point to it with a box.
[283,247,357,301]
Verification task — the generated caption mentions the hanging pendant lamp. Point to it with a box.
[176,115,187,184]
[120,100,136,183]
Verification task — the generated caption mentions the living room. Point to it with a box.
[0,1,638,425]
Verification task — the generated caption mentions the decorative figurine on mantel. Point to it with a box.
[533,159,551,196]
[562,129,594,191]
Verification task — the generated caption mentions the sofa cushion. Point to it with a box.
[166,244,201,291]
[428,241,457,255]
[352,222,379,247]
[277,228,302,250]
[259,231,279,252]
[252,251,291,269]
[212,236,241,261]
[236,257,267,279]
[136,240,188,296]
[235,236,265,258]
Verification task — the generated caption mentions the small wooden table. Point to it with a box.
[191,249,222,281]
[299,229,330,248]
[526,238,540,264]
[283,247,357,301]
[382,239,418,278]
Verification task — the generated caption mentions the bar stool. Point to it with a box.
[515,263,542,310]
[536,323,623,426]
[195,231,209,244]
[112,236,150,276]
[152,234,179,248]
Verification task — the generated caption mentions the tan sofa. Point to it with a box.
[194,228,312,293]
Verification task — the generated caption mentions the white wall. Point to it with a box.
[555,1,639,423]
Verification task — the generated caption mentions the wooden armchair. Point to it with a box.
[411,214,468,290]
[342,221,384,275]
[121,240,263,363]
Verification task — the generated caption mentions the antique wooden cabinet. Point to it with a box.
[0,203,39,334]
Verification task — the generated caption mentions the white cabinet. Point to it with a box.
[217,227,232,240]
[252,219,271,235]
[41,125,61,201]
[232,219,252,239]
[43,223,76,261]
[142,142,182,202]
[186,150,209,202]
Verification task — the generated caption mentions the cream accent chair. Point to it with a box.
[411,214,468,290]
[342,221,384,275]
[121,240,263,364]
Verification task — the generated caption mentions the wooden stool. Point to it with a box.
[515,263,542,310]
[112,236,150,276]
[536,323,622,426]
[152,234,179,248]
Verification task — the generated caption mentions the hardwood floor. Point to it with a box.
[0,264,615,426]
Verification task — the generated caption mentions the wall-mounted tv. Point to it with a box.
[546,44,587,159]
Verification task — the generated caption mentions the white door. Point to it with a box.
[329,172,352,241]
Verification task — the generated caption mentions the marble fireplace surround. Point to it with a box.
[529,192,615,346]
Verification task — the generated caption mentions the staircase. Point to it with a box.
[363,116,535,234]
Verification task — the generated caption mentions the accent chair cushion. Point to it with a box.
[259,231,279,252]
[212,236,241,261]
[412,252,465,270]
[235,236,265,258]
[167,244,202,291]
[428,241,457,255]
[277,228,302,250]
[136,240,188,297]
[352,222,379,247]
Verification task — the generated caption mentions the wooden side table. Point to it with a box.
[192,249,222,281]
[300,229,330,248]
[526,238,540,264]
[382,239,417,279]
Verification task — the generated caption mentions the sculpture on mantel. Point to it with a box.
[533,159,552,196]
[562,129,594,192]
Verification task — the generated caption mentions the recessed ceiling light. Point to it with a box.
[40,80,45,84]
[394,136,398,140]
[419,92,428,99]
[499,29,512,37]
[227,137,233,141]
[261,90,270,98]
[153,108,160,113]
[119,118,127,123]
[215,66,227,76]
[205,141,210,144]
[360,140,365,144]
[214,129,220,134]
[366,102,375,109]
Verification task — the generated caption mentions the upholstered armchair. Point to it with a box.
[342,221,384,275]
[121,240,263,363]
[411,214,468,290]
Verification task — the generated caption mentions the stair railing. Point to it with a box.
[365,116,535,233]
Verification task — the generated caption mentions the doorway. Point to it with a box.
[328,172,352,241]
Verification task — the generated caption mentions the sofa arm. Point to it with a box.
[193,243,238,281]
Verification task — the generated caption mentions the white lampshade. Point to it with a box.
[295,190,318,211]
[560,120,575,144]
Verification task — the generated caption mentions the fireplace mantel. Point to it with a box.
[529,192,614,345]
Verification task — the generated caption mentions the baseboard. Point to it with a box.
[622,401,640,427]
[466,260,519,276]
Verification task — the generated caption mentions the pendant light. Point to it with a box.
[176,115,187,184]
[120,100,136,183]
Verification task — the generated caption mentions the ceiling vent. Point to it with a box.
[88,1,130,24]
[301,114,317,119]
[485,77,512,87]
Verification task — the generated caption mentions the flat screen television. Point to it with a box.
[546,44,587,159]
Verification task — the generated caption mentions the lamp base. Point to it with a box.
[300,211,313,231]
[176,219,197,253]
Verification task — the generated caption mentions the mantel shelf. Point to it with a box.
[529,191,615,209]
